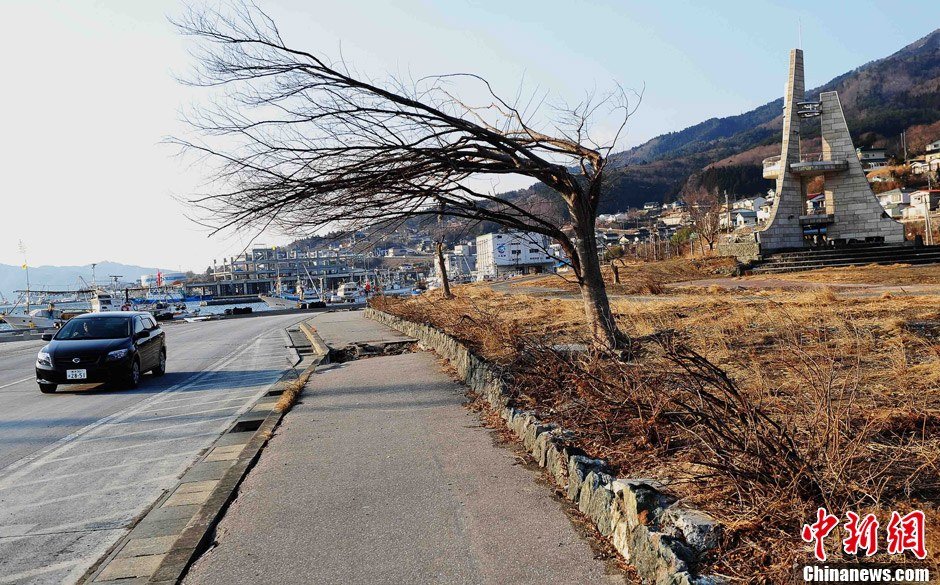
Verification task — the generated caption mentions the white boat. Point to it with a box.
[260,280,325,309]
[332,281,365,303]
[374,283,415,296]
[90,290,122,312]
[0,306,88,330]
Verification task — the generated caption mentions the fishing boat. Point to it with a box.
[0,304,90,330]
[332,281,365,303]
[260,271,326,309]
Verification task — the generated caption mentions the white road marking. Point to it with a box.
[0,321,300,585]
[0,335,262,486]
[0,559,83,584]
[41,432,219,465]
[0,376,33,390]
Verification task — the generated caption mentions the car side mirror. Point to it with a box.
[41,333,54,341]
[134,331,149,340]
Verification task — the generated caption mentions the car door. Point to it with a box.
[132,316,153,370]
[144,316,164,367]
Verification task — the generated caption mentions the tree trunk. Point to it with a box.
[435,241,452,299]
[570,214,620,351]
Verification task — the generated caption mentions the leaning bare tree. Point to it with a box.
[173,3,638,350]
[682,186,722,254]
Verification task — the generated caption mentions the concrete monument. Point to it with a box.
[758,49,903,251]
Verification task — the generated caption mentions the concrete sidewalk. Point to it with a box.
[184,310,626,585]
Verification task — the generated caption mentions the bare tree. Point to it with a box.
[172,3,639,350]
[434,203,452,299]
[682,187,722,254]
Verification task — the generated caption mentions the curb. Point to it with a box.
[364,308,724,585]
[81,326,329,585]
[298,316,332,362]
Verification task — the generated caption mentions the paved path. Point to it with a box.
[184,311,626,585]
[0,313,306,584]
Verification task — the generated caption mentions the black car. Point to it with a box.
[35,312,167,393]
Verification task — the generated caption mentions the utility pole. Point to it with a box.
[724,191,731,233]
[925,194,934,246]
[902,131,908,163]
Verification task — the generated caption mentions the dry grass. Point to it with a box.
[274,369,314,413]
[514,257,738,295]
[372,280,940,581]
[753,263,940,286]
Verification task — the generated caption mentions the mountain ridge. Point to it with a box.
[507,29,940,213]
[0,261,167,300]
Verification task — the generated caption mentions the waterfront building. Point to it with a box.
[475,232,555,279]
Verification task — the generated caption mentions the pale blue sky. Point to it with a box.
[1,0,935,269]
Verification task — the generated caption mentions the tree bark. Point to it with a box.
[436,241,452,299]
[570,210,619,351]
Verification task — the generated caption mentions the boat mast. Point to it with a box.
[18,240,30,313]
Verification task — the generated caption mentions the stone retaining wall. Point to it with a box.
[365,308,723,585]
[716,240,762,263]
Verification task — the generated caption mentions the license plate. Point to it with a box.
[66,369,87,380]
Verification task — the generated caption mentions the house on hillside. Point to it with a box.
[806,193,826,214]
[732,209,758,229]
[924,139,940,172]
[757,200,773,223]
[856,146,889,170]
[902,190,940,219]
[877,188,912,218]
[911,157,931,175]
[660,211,689,227]
[877,189,911,207]
[732,196,767,212]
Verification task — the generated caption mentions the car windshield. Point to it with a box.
[56,317,130,340]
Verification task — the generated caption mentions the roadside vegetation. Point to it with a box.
[513,257,738,295]
[745,263,940,286]
[372,274,940,580]
[274,369,314,414]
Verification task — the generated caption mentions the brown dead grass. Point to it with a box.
[372,277,940,581]
[754,263,940,286]
[274,369,313,413]
[514,257,738,295]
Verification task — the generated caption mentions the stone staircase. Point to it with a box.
[752,243,940,274]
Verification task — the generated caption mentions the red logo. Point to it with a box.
[802,508,839,561]
[842,512,879,557]
[886,510,927,559]
[802,508,928,561]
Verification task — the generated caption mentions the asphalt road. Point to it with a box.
[0,313,307,585]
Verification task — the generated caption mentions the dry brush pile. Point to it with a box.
[372,285,939,581]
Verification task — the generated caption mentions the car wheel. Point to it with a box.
[38,383,57,393]
[153,349,166,376]
[126,359,141,389]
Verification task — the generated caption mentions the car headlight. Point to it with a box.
[106,349,129,361]
[37,352,52,367]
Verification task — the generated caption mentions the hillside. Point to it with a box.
[511,29,940,213]
[0,261,165,300]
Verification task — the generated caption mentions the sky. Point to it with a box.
[1,0,936,270]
